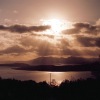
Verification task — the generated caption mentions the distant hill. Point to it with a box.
[0,56,99,66]
[29,56,99,65]
[0,56,100,72]
[0,63,31,68]
[14,62,100,72]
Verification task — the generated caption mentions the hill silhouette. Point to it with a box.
[0,78,100,100]
[29,56,98,65]
[13,61,100,72]
[0,56,100,72]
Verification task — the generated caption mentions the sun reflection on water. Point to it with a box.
[0,67,92,84]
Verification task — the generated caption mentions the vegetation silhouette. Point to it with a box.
[0,77,100,100]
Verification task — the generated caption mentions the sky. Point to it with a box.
[0,0,100,61]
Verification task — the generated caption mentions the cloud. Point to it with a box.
[0,36,57,56]
[59,46,100,57]
[0,45,33,55]
[74,22,97,33]
[0,19,100,60]
[74,22,92,29]
[76,36,100,47]
[0,24,51,33]
[31,33,54,38]
[62,28,80,34]
[0,35,99,58]
[35,40,57,56]
[0,32,55,57]
[62,22,100,35]
[96,18,100,26]
[83,48,100,57]
[60,47,80,56]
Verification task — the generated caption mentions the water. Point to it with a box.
[0,66,93,84]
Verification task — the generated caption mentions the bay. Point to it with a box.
[0,66,93,84]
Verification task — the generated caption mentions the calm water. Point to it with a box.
[0,66,93,84]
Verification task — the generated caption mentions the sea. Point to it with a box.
[0,66,93,84]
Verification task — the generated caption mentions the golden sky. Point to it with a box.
[0,0,100,61]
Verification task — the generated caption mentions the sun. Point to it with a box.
[42,19,69,35]
[43,19,62,33]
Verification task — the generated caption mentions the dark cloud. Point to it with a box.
[74,23,97,33]
[77,36,100,47]
[0,45,33,55]
[62,22,100,35]
[0,37,99,58]
[0,39,56,56]
[36,41,56,56]
[83,48,100,57]
[60,38,70,46]
[74,23,91,29]
[62,28,80,34]
[0,24,51,33]
[60,47,100,57]
[0,20,100,58]
[61,48,80,56]
[31,33,54,38]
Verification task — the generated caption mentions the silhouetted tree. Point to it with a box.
[0,78,100,100]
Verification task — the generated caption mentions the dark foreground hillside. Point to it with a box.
[0,78,100,100]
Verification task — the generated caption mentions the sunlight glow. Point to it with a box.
[42,19,72,35]
[43,19,62,33]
